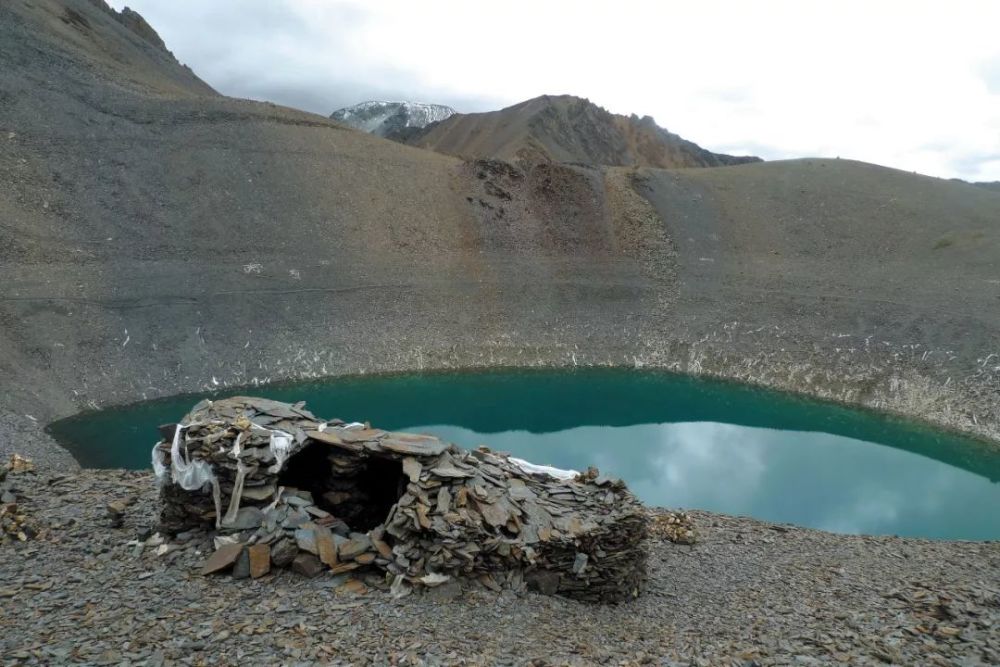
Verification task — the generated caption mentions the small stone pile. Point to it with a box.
[649,510,697,544]
[154,397,648,602]
[0,502,37,544]
[1,454,43,544]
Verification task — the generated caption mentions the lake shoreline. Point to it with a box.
[7,333,999,476]
[43,368,1000,540]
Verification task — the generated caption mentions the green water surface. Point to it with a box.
[48,369,1000,540]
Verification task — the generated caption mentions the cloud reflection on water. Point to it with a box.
[414,422,1000,540]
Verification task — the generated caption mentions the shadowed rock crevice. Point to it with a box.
[277,440,407,533]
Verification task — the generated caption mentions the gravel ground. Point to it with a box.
[2,467,997,666]
[0,415,78,475]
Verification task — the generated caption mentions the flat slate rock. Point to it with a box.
[200,543,244,576]
[379,436,447,457]
[336,428,384,443]
[232,548,251,579]
[315,527,338,567]
[430,463,474,478]
[248,544,271,579]
[305,430,364,452]
[291,553,324,578]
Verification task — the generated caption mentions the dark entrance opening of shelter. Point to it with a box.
[278,441,407,532]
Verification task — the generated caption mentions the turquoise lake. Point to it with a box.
[48,369,1000,540]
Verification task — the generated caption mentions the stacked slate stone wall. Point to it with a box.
[154,397,648,602]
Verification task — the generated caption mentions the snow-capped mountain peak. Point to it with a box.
[330,101,456,138]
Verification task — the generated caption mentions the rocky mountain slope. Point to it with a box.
[403,94,761,167]
[87,0,167,52]
[331,100,455,138]
[1,0,998,453]
[49,0,214,95]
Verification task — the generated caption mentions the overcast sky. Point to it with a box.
[109,0,1000,181]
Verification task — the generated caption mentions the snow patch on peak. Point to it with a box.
[331,101,456,137]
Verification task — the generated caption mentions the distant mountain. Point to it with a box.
[974,181,1000,192]
[402,94,761,168]
[331,101,456,139]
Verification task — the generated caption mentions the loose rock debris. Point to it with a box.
[153,397,649,602]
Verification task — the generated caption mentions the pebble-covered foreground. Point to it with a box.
[1,466,998,666]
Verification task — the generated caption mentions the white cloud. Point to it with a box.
[111,0,1000,180]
